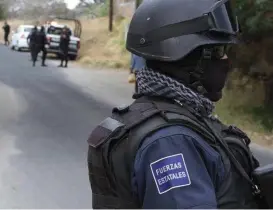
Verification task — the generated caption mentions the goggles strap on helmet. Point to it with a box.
[202,48,213,60]
[187,50,210,95]
[189,47,215,95]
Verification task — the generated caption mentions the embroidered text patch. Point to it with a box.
[150,153,191,194]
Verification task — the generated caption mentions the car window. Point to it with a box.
[47,26,72,36]
[47,26,63,35]
[24,27,33,32]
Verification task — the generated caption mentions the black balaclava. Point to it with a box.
[201,58,231,101]
[146,46,232,102]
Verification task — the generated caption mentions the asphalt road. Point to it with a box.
[0,45,272,209]
[0,46,135,209]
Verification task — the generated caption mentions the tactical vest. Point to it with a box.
[87,96,260,209]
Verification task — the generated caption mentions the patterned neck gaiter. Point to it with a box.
[136,67,215,117]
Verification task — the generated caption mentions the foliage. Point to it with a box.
[234,0,273,40]
[230,0,273,105]
[6,0,71,20]
[0,4,7,20]
[97,0,109,17]
[80,0,109,18]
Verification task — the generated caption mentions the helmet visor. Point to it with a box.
[209,0,239,35]
[127,0,238,47]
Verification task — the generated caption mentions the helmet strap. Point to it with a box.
[202,48,213,60]
[189,48,213,95]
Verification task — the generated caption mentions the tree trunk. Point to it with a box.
[109,0,113,32]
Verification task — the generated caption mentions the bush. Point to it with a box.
[234,0,273,40]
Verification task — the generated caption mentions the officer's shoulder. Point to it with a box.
[140,125,206,150]
[150,125,204,140]
[137,125,224,171]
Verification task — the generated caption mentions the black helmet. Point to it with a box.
[126,0,239,62]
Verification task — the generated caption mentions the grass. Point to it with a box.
[215,75,273,146]
[76,16,131,69]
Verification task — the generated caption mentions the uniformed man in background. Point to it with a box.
[27,26,39,67]
[2,21,10,46]
[37,26,48,67]
[58,26,70,68]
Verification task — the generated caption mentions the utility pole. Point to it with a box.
[109,0,113,32]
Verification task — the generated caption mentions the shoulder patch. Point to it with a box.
[150,153,191,194]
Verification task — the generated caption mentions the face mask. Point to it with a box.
[202,59,231,102]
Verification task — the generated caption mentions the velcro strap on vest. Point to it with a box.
[88,117,125,148]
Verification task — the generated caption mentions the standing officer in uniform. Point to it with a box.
[87,0,263,209]
[2,21,10,46]
[58,26,70,68]
[27,26,39,67]
[37,26,48,67]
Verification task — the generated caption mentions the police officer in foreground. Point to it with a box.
[27,26,39,67]
[37,26,48,67]
[87,0,264,208]
[58,26,70,68]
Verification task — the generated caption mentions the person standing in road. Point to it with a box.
[58,26,70,68]
[37,26,48,67]
[27,26,39,67]
[87,0,263,209]
[2,21,10,46]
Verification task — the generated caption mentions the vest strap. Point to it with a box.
[202,118,261,196]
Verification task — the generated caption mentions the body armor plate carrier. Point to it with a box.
[87,96,260,209]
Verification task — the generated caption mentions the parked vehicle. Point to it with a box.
[10,25,35,51]
[44,22,80,60]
